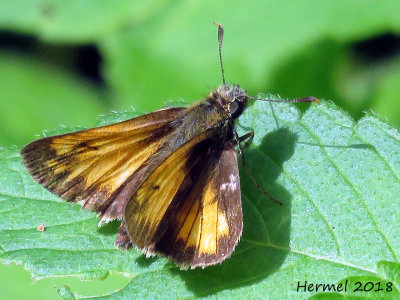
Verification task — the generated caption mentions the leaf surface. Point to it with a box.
[0,100,399,299]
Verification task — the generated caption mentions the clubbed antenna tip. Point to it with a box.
[213,22,226,85]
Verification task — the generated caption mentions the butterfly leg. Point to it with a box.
[237,131,254,149]
[233,128,282,206]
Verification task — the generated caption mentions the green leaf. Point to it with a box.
[0,99,399,299]
[0,0,168,43]
[0,52,105,147]
[101,0,400,111]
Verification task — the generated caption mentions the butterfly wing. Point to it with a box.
[21,107,185,218]
[22,99,240,267]
[157,142,243,267]
[124,130,215,250]
[125,141,242,268]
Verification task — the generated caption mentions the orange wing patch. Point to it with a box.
[21,108,184,216]
[178,178,229,256]
[48,128,165,199]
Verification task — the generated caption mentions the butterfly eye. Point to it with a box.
[229,100,244,119]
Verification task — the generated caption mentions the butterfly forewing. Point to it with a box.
[21,107,184,216]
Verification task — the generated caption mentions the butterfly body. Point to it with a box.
[21,84,249,268]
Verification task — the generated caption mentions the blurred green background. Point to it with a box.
[1,0,400,299]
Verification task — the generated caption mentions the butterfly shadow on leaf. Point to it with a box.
[175,127,298,296]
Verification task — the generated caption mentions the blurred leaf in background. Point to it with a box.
[0,0,400,299]
[0,51,105,146]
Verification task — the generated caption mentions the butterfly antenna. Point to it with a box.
[248,96,319,104]
[214,22,226,85]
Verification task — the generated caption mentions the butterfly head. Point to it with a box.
[216,84,248,119]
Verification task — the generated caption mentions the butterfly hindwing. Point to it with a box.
[21,107,185,217]
[124,140,242,267]
[158,142,242,267]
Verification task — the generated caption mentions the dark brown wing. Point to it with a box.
[125,141,242,268]
[21,107,185,220]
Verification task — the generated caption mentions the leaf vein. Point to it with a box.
[242,238,376,274]
[248,144,341,257]
[300,122,398,262]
